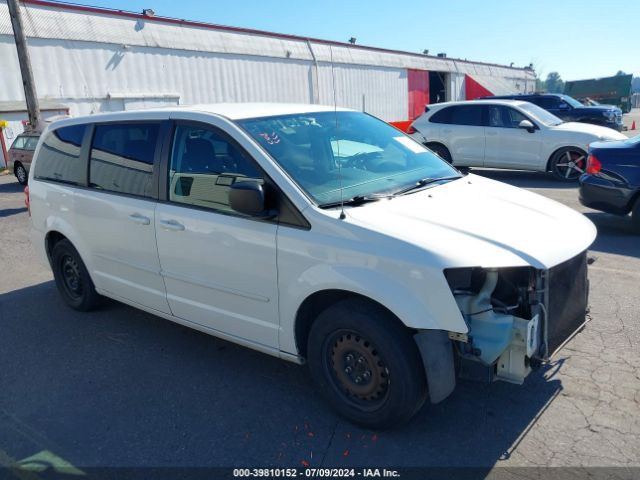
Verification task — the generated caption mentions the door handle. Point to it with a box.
[159,219,185,231]
[128,213,151,225]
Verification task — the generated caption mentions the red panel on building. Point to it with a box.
[464,74,494,100]
[408,69,429,120]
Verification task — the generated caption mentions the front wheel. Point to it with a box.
[15,163,28,185]
[549,147,587,181]
[307,299,428,429]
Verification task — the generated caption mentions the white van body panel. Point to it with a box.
[28,103,596,363]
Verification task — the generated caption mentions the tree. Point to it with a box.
[545,72,565,94]
[632,76,640,93]
[615,70,627,76]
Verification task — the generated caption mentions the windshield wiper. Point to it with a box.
[318,194,390,209]
[392,176,462,196]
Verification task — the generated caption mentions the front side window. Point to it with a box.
[34,124,87,185]
[238,111,459,206]
[24,136,40,150]
[487,106,529,128]
[168,124,263,214]
[89,123,159,198]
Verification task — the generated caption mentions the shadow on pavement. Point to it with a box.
[0,281,562,470]
[0,207,27,218]
[0,179,23,194]
[585,212,640,258]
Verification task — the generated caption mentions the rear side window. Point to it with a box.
[429,107,453,124]
[34,125,87,185]
[89,123,159,198]
[450,105,483,126]
[11,136,26,149]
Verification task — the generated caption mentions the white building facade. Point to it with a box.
[0,0,535,166]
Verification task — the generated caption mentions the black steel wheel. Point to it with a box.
[307,298,428,429]
[51,239,100,311]
[550,148,587,181]
[15,163,28,185]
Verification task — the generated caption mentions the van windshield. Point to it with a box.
[237,111,460,206]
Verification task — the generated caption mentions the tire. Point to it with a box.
[425,143,452,164]
[307,298,428,429]
[15,163,28,185]
[51,239,100,311]
[549,147,587,181]
[632,197,640,234]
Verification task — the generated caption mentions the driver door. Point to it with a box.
[154,121,280,348]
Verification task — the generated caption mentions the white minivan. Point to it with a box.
[29,104,596,428]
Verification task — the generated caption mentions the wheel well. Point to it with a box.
[45,231,67,264]
[294,289,410,359]
[546,146,586,172]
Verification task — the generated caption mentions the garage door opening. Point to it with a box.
[429,72,447,104]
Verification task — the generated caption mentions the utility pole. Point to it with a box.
[7,0,42,131]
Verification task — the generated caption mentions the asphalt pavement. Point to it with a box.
[0,169,638,478]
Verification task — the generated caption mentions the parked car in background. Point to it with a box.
[478,93,624,132]
[29,104,596,428]
[8,131,40,185]
[409,100,626,180]
[579,135,640,233]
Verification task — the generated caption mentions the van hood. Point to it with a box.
[345,174,596,270]
[552,122,626,140]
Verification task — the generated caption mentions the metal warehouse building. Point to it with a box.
[0,0,536,165]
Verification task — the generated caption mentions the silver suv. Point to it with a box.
[8,132,40,185]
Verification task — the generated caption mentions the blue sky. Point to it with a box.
[59,0,639,80]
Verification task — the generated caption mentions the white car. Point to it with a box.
[409,99,627,180]
[28,104,595,428]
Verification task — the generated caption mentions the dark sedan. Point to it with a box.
[579,135,640,233]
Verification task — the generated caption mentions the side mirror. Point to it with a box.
[518,119,536,133]
[229,181,275,217]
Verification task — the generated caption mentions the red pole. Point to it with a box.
[0,129,9,168]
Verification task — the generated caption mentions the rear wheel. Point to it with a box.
[632,197,640,234]
[51,239,100,311]
[549,147,587,181]
[307,298,427,429]
[15,163,28,185]
[425,143,452,163]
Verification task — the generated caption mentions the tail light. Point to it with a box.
[406,125,417,134]
[24,185,30,215]
[586,154,602,175]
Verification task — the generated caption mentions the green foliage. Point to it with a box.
[545,72,565,94]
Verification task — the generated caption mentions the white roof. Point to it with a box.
[48,103,354,128]
[427,99,531,109]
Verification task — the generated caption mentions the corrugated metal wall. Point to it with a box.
[0,0,535,124]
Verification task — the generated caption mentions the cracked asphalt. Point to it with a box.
[0,168,638,478]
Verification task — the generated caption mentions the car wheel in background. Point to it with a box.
[632,198,640,234]
[51,239,101,311]
[307,298,428,429]
[425,143,452,163]
[549,147,587,181]
[15,163,28,185]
